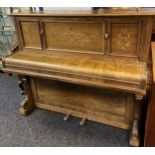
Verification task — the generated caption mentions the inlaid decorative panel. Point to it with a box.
[109,23,140,57]
[44,22,104,54]
[20,21,41,49]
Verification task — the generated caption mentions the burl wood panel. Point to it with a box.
[34,78,134,129]
[20,21,41,49]
[109,23,140,57]
[43,22,104,54]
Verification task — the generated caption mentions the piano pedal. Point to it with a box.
[63,113,70,121]
[79,118,86,126]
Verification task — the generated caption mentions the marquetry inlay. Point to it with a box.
[117,28,131,50]
[110,23,139,57]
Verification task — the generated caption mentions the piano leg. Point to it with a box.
[18,75,34,116]
[129,98,141,146]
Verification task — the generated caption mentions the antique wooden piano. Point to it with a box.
[2,8,155,146]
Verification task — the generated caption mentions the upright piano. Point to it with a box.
[2,8,155,146]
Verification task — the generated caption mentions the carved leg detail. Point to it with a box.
[18,79,26,95]
[18,76,34,116]
[19,97,34,116]
[130,100,141,146]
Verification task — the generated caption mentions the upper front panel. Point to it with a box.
[43,21,104,54]
[20,21,42,49]
[15,16,152,61]
[110,23,140,56]
[105,18,143,58]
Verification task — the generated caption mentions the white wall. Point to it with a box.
[44,7,92,12]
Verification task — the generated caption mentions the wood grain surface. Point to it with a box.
[3,11,154,146]
[3,49,147,95]
[34,78,134,130]
[44,21,104,54]
[20,21,42,49]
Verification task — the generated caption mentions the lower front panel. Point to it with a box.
[30,77,134,130]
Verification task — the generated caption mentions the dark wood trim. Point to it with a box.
[144,84,155,146]
[144,42,155,146]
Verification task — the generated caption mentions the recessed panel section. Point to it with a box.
[35,78,134,129]
[110,23,140,57]
[20,21,41,49]
[44,22,104,54]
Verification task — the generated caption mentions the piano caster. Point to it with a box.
[80,118,86,126]
[63,113,70,121]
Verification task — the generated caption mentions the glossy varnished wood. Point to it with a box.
[2,49,147,95]
[144,42,155,146]
[144,85,155,146]
[3,9,155,146]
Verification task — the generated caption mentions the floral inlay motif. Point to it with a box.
[117,28,132,50]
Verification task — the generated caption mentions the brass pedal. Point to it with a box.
[63,114,70,121]
[79,118,86,126]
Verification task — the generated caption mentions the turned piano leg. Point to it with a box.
[18,76,34,116]
[129,95,142,146]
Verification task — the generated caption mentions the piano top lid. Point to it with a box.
[8,7,155,17]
